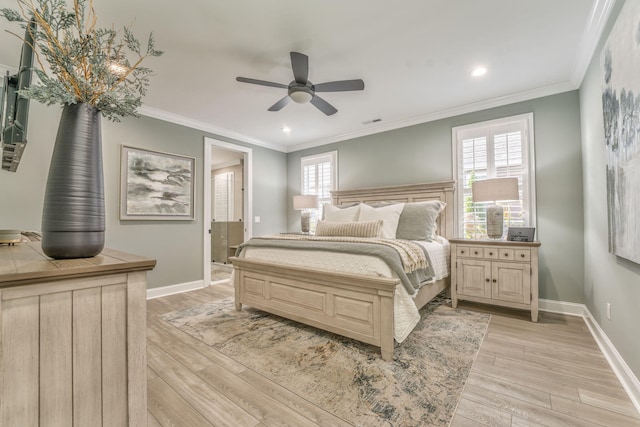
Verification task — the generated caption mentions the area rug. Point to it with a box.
[160,293,490,426]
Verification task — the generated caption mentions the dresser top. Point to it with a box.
[449,238,541,247]
[0,242,156,288]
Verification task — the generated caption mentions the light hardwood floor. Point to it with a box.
[146,283,640,426]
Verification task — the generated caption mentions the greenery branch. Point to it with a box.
[1,0,163,121]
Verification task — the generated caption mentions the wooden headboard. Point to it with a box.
[331,181,455,239]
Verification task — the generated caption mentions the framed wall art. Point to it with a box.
[120,145,196,220]
[601,1,640,264]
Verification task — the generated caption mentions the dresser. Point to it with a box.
[0,242,155,426]
[449,239,541,322]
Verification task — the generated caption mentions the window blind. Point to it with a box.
[301,151,337,229]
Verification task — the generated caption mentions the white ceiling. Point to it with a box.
[0,0,612,153]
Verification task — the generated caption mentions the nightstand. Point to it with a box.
[449,239,541,322]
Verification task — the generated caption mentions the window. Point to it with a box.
[301,151,337,228]
[452,113,536,238]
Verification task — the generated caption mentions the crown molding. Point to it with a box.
[286,80,576,153]
[137,105,286,153]
[570,0,618,86]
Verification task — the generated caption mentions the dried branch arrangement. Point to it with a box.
[1,0,163,121]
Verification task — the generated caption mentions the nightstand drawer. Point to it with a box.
[483,248,499,259]
[499,249,515,260]
[515,249,531,261]
[456,246,470,257]
[456,246,484,258]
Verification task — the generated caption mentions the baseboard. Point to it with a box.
[146,280,205,300]
[582,306,640,415]
[539,298,586,316]
[540,299,640,414]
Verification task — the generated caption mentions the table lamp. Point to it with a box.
[472,178,519,239]
[293,194,319,233]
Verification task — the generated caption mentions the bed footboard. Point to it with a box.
[229,256,399,361]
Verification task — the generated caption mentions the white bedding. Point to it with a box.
[234,237,450,343]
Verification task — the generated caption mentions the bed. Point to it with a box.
[230,181,455,361]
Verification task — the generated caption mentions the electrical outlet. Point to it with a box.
[606,302,611,320]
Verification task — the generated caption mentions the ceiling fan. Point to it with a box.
[236,52,365,116]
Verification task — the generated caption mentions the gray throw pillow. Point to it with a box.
[395,201,446,241]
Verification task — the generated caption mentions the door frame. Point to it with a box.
[203,137,253,285]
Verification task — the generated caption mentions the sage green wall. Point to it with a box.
[0,102,288,289]
[288,90,585,303]
[579,0,640,378]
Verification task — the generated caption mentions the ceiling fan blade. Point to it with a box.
[268,96,291,112]
[314,79,365,92]
[236,77,288,89]
[290,52,309,84]
[310,95,337,116]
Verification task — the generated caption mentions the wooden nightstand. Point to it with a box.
[450,238,541,322]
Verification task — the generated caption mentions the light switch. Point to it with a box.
[254,216,261,223]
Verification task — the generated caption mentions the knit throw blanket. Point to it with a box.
[256,234,427,274]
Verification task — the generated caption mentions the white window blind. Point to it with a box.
[301,151,337,228]
[453,113,536,238]
[213,171,234,221]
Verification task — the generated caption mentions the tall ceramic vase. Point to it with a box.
[41,103,105,259]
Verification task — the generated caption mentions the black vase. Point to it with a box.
[41,103,105,259]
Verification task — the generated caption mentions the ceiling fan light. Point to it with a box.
[289,89,313,104]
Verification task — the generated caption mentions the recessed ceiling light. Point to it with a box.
[471,66,488,77]
[282,126,291,133]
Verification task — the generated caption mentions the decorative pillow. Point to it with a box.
[323,203,360,222]
[358,203,405,239]
[396,201,446,241]
[315,220,383,238]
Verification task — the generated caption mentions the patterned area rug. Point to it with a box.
[160,293,490,426]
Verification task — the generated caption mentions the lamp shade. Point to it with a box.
[289,89,313,104]
[293,194,319,210]
[472,178,519,203]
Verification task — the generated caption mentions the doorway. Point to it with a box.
[203,137,252,285]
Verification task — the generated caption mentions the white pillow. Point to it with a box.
[358,203,405,239]
[324,204,360,222]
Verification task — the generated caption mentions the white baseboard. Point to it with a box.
[539,298,586,316]
[146,280,205,300]
[582,306,640,415]
[540,299,640,414]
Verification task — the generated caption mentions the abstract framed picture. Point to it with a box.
[601,0,640,264]
[120,145,196,220]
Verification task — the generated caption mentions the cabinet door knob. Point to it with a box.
[485,278,490,282]
[492,279,497,283]
[461,250,465,254]
[474,251,478,255]
[521,254,525,258]
[489,252,493,255]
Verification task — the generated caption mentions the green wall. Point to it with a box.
[579,0,640,379]
[0,102,288,289]
[288,90,585,304]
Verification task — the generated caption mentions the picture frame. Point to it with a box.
[601,0,640,264]
[120,145,196,220]
[507,227,535,242]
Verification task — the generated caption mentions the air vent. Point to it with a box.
[362,118,382,125]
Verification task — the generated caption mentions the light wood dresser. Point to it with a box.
[0,242,155,426]
[450,239,541,322]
